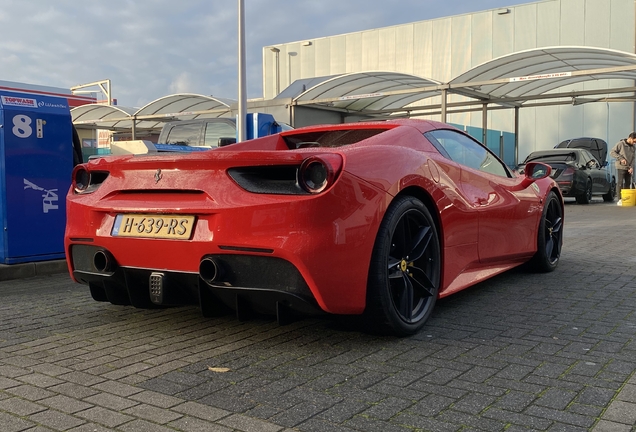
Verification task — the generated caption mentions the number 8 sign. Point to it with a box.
[12,114,33,138]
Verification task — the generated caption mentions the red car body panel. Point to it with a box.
[65,119,562,317]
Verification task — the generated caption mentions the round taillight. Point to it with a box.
[299,158,329,193]
[74,168,90,192]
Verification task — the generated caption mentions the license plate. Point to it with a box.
[112,214,196,239]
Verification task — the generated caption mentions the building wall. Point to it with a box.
[263,0,636,162]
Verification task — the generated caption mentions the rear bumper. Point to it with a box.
[65,172,388,315]
[71,245,322,316]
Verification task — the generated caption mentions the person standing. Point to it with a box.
[610,133,636,201]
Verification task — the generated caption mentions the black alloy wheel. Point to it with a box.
[576,178,592,204]
[366,196,441,336]
[529,191,563,272]
[603,179,616,202]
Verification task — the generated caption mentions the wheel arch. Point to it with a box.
[393,186,443,249]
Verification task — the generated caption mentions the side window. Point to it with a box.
[204,122,237,147]
[578,150,590,165]
[165,123,203,146]
[425,129,510,177]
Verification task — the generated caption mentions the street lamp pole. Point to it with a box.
[237,0,247,142]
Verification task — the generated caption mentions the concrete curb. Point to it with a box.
[0,259,68,282]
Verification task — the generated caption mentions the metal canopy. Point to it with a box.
[71,104,140,130]
[293,71,442,112]
[71,94,236,133]
[134,93,235,121]
[448,46,636,103]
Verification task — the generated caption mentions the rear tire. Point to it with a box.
[365,196,441,336]
[575,178,592,204]
[602,179,616,202]
[528,191,563,272]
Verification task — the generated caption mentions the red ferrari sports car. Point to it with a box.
[65,119,563,336]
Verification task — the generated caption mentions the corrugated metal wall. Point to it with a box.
[263,0,636,161]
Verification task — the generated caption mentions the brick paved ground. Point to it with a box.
[0,198,635,431]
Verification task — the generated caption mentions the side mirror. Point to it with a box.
[515,162,551,190]
[526,162,551,179]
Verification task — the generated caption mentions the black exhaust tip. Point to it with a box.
[200,257,223,285]
[93,250,114,272]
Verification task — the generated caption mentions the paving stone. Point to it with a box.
[171,401,231,422]
[91,380,143,397]
[361,396,414,420]
[616,383,636,403]
[75,406,135,428]
[0,412,36,432]
[600,400,636,425]
[0,397,47,416]
[218,413,284,432]
[28,409,86,430]
[28,363,73,377]
[592,419,633,431]
[524,405,595,428]
[67,423,117,432]
[4,384,55,401]
[83,392,139,411]
[168,415,234,432]
[47,382,99,399]
[535,388,578,410]
[0,376,21,390]
[16,373,64,388]
[129,389,183,408]
[117,418,180,432]
[576,386,616,407]
[57,371,105,387]
[39,394,93,414]
[123,403,183,423]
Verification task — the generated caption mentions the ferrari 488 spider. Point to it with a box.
[65,119,563,335]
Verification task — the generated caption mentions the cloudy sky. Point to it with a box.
[0,0,529,108]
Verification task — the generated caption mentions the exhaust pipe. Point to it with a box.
[200,257,223,285]
[93,250,114,273]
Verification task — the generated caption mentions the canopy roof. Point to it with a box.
[72,94,235,131]
[293,71,442,112]
[73,47,636,131]
[448,46,636,103]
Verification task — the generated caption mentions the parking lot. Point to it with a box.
[1,198,635,432]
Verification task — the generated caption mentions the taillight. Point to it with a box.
[298,154,342,194]
[559,167,575,180]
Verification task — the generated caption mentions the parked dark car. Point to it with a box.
[520,148,615,203]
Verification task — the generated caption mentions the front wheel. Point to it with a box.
[366,196,441,336]
[528,191,563,272]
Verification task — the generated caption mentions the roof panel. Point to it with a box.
[294,71,441,112]
[450,46,636,100]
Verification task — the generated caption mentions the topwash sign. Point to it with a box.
[1,95,38,108]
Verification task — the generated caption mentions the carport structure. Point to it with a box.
[290,46,636,161]
[72,94,235,139]
[72,46,636,164]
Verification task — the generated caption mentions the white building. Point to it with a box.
[263,0,636,163]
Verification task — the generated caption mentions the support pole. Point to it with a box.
[482,103,488,146]
[237,0,247,142]
[514,106,520,165]
[441,89,447,123]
